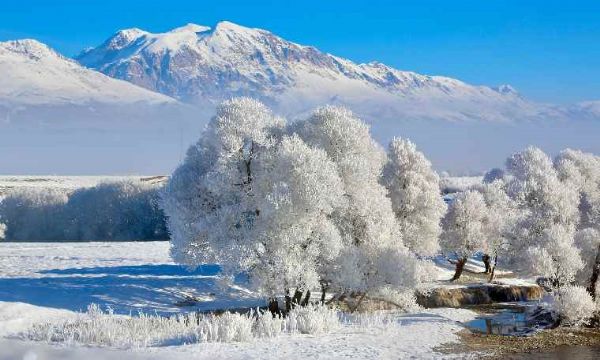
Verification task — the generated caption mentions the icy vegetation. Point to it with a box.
[161,98,432,308]
[382,138,446,256]
[0,181,167,241]
[552,286,596,326]
[25,304,340,348]
[155,97,600,325]
[439,175,483,194]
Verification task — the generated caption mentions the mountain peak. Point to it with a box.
[170,23,211,33]
[214,21,250,31]
[0,39,58,60]
[105,28,148,50]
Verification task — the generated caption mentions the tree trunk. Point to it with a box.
[587,244,600,299]
[285,289,292,313]
[292,289,303,305]
[482,254,491,274]
[488,255,498,283]
[301,290,311,306]
[320,283,327,305]
[451,257,468,281]
[350,292,367,313]
[268,298,281,317]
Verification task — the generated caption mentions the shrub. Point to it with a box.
[553,285,596,326]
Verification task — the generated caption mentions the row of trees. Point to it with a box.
[162,97,600,317]
[440,145,600,319]
[0,181,167,241]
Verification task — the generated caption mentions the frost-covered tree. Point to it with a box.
[440,190,488,281]
[525,224,583,288]
[163,100,425,309]
[554,149,600,296]
[479,180,519,281]
[574,228,600,298]
[483,168,505,184]
[163,99,349,311]
[503,147,582,287]
[294,106,421,294]
[0,222,5,240]
[244,135,346,298]
[0,188,68,241]
[555,149,600,230]
[381,138,446,257]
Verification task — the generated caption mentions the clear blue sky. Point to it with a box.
[1,0,599,104]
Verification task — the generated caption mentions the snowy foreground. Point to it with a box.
[0,242,477,359]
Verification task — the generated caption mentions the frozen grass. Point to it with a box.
[24,304,341,348]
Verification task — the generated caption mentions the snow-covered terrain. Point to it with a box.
[0,39,174,106]
[0,175,166,197]
[0,242,477,359]
[2,21,599,174]
[78,21,563,124]
[0,39,197,175]
[0,39,191,126]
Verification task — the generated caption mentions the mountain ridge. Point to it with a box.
[76,21,570,123]
[0,22,599,174]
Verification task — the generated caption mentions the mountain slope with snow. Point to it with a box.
[77,21,567,123]
[0,39,199,175]
[0,39,174,107]
[0,23,598,174]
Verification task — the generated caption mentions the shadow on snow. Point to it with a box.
[0,264,262,316]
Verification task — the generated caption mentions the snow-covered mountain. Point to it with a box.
[77,21,566,123]
[0,22,598,174]
[0,39,174,107]
[0,39,197,174]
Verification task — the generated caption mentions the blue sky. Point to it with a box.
[1,0,599,104]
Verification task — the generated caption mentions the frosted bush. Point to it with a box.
[553,285,596,326]
[370,287,421,312]
[340,311,398,333]
[196,312,253,342]
[25,304,341,348]
[284,305,340,334]
[0,188,68,241]
[64,181,167,241]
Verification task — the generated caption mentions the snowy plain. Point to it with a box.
[0,241,478,359]
[0,175,167,197]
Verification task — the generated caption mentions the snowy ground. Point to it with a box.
[0,174,473,196]
[0,242,478,359]
[0,175,167,197]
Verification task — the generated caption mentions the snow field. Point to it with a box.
[0,241,478,359]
